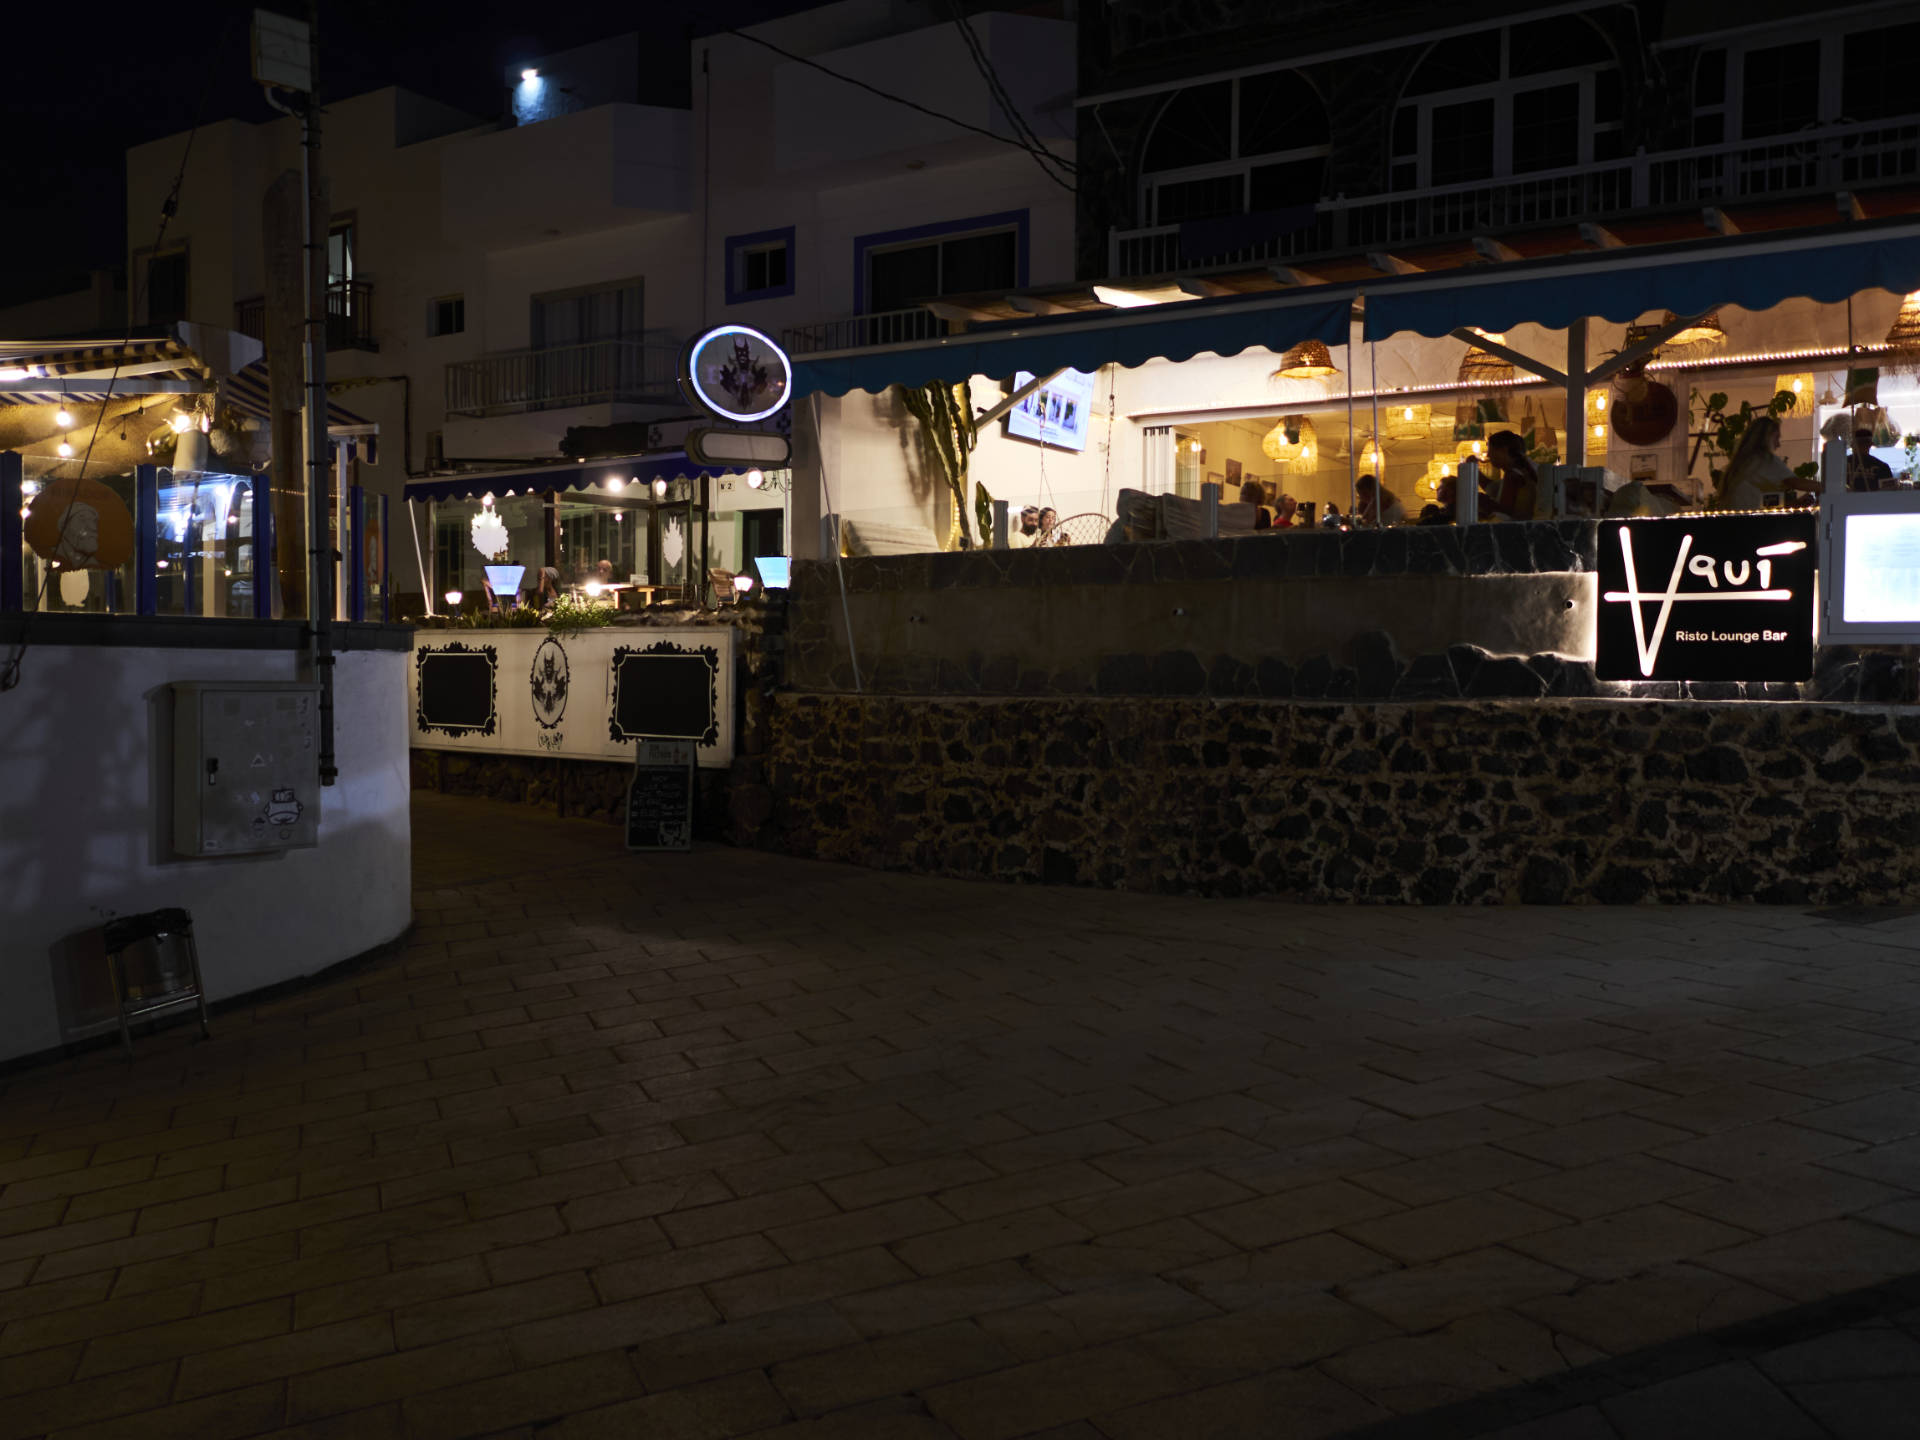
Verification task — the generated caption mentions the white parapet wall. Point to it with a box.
[0,641,412,1064]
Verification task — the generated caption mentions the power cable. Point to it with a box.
[719,26,1075,192]
[941,1,1075,187]
[2,127,200,694]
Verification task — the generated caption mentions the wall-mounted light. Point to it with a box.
[521,68,539,82]
[745,468,765,489]
[445,589,462,606]
[652,478,668,497]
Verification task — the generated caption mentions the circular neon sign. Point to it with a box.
[681,324,792,423]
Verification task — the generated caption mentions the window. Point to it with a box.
[144,248,189,326]
[1695,20,1920,148]
[1139,71,1329,225]
[532,278,644,349]
[1389,19,1619,190]
[327,220,355,288]
[428,295,465,336]
[855,211,1027,314]
[724,227,795,304]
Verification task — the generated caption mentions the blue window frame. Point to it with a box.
[725,226,796,305]
[853,208,1030,315]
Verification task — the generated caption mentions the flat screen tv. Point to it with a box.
[1005,369,1094,452]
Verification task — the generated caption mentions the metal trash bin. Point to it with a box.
[102,908,211,1058]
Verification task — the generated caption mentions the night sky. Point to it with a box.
[3,0,811,310]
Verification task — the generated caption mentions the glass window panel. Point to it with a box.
[1249,156,1327,212]
[1391,104,1417,157]
[940,229,1017,294]
[147,252,188,325]
[1594,67,1622,125]
[868,243,942,311]
[1142,81,1233,171]
[1741,42,1819,139]
[1154,173,1246,224]
[1692,111,1725,146]
[1695,47,1727,106]
[1842,23,1920,122]
[1593,127,1627,162]
[1511,84,1581,173]
[1429,97,1497,185]
[1237,70,1326,156]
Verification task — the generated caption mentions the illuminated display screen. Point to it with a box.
[1842,513,1920,623]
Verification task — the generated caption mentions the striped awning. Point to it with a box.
[0,337,212,406]
[221,358,377,434]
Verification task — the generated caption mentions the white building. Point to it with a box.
[124,1,1077,604]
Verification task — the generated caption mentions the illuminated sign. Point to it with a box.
[681,325,791,423]
[1821,492,1920,644]
[1597,514,1815,682]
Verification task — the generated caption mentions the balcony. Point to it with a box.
[782,307,946,355]
[1110,116,1920,279]
[443,339,681,419]
[234,281,377,352]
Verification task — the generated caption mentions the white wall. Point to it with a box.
[0,645,412,1064]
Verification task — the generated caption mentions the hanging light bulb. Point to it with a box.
[1593,393,1607,412]
[745,468,765,489]
[57,440,73,458]
[199,413,211,433]
[55,407,73,428]
[170,413,193,434]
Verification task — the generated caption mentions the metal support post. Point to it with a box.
[0,451,22,611]
[1201,482,1220,538]
[135,464,158,616]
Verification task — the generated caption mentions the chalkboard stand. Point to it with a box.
[627,741,696,852]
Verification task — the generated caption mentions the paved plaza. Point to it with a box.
[6,795,1920,1437]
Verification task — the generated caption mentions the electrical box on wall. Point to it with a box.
[171,683,321,857]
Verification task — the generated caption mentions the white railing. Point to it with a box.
[1110,116,1920,278]
[444,339,681,419]
[782,307,946,355]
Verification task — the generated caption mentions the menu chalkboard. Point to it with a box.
[627,741,695,851]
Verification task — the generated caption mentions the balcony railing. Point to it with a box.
[1110,115,1920,279]
[443,339,682,419]
[783,307,946,355]
[234,280,376,352]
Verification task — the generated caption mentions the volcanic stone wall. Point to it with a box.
[751,694,1920,906]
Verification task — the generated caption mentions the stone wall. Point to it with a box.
[750,694,1920,906]
[787,525,1915,705]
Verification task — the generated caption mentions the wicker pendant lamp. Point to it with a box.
[1273,339,1339,380]
[1456,333,1515,392]
[1661,310,1726,351]
[1261,415,1315,463]
[1883,291,1920,366]
[1387,401,1430,440]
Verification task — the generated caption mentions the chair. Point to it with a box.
[1034,512,1116,547]
[102,909,211,1058]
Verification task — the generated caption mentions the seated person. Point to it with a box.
[534,566,562,606]
[1419,476,1458,525]
[1037,507,1063,545]
[1008,505,1040,548]
[1483,431,1541,520]
[1354,474,1405,526]
[1238,480,1273,530]
[1850,429,1894,491]
[1274,495,1301,529]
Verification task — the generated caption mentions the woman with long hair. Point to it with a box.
[1715,415,1820,510]
[1484,431,1540,520]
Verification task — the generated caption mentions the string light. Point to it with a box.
[55,407,72,427]
[57,440,73,457]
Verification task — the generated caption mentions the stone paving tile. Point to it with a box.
[11,795,1920,1440]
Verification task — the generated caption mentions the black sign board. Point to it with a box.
[1597,514,1816,682]
[415,644,498,736]
[627,741,695,851]
[609,646,718,744]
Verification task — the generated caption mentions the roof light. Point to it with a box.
[521,68,539,82]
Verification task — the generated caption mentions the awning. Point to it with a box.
[1362,216,1920,341]
[0,336,213,406]
[791,288,1357,398]
[221,358,377,434]
[403,451,741,504]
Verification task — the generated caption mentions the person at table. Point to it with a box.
[1008,505,1039,548]
[1850,429,1893,491]
[1238,481,1273,530]
[1037,507,1062,544]
[1484,431,1541,520]
[1274,495,1302,529]
[533,566,562,607]
[1354,474,1404,526]
[1321,502,1343,528]
[1419,475,1458,525]
[1715,416,1822,510]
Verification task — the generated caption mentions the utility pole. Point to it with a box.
[253,6,337,786]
